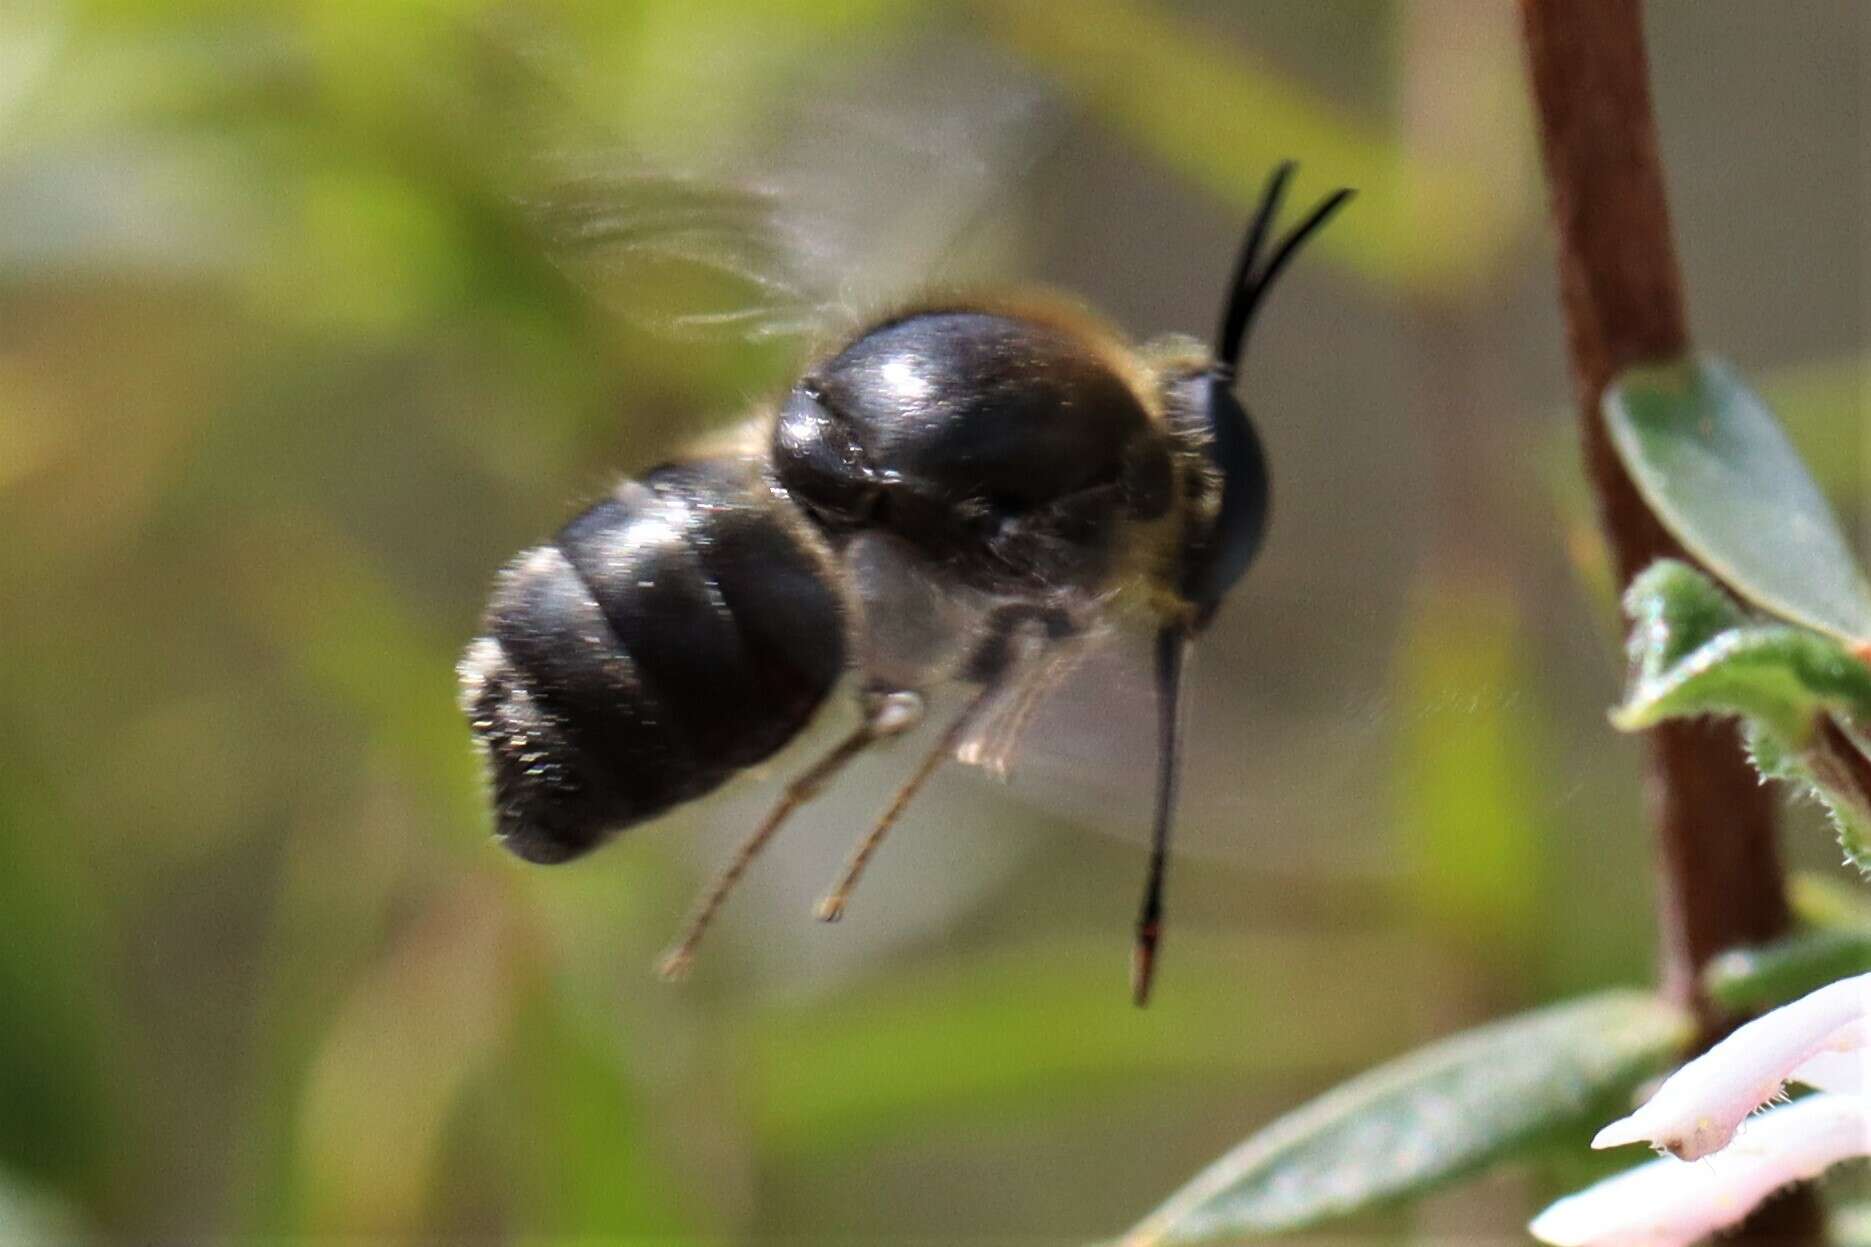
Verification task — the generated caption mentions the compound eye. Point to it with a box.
[1179,376,1269,617]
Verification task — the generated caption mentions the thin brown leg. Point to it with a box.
[815,682,1003,923]
[657,693,922,979]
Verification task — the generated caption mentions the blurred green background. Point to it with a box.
[0,0,1863,1241]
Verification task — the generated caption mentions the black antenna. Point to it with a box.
[1133,626,1191,1006]
[1213,164,1355,382]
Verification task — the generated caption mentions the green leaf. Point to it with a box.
[1605,357,1871,644]
[1119,992,1690,1245]
[1622,558,1746,678]
[1617,623,1871,740]
[1822,793,1871,872]
[1615,564,1871,870]
[1743,718,1871,873]
[1800,730,1871,875]
[1613,561,1871,741]
[1703,928,1871,1012]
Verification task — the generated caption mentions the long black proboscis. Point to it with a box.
[1214,168,1356,381]
[1133,625,1191,1007]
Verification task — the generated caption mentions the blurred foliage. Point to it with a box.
[0,1,1861,1242]
[1704,927,1871,1013]
[1392,584,1548,977]
[977,0,1534,296]
[1793,872,1871,933]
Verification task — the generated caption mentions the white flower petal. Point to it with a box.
[1790,1019,1870,1093]
[1592,972,1871,1159]
[1534,1093,1871,1247]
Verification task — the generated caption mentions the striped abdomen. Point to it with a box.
[459,457,848,863]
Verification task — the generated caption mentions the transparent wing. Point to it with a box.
[955,621,1111,782]
[949,606,1400,875]
[523,35,1063,348]
[523,163,837,343]
[961,589,1591,885]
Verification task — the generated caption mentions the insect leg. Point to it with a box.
[814,678,1007,923]
[656,690,924,980]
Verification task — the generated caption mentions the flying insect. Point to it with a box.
[458,162,1352,1004]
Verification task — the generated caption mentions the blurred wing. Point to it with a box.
[953,616,1401,875]
[952,624,1158,828]
[524,164,837,343]
[526,36,1063,347]
[955,621,1117,783]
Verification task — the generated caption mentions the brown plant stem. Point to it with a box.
[1519,1,1816,1236]
[1519,0,1791,1025]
